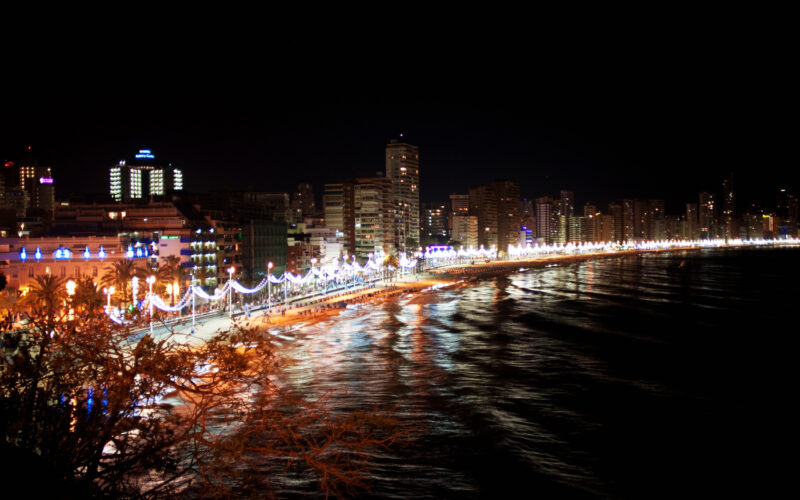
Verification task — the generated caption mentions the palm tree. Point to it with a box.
[383,255,398,282]
[72,276,105,314]
[100,259,142,305]
[193,266,210,291]
[18,274,68,324]
[159,255,188,305]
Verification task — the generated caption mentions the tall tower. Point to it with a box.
[385,137,420,253]
[721,174,735,239]
[698,192,717,238]
[535,196,552,244]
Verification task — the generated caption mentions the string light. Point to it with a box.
[107,237,800,320]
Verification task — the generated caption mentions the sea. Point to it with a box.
[259,246,799,498]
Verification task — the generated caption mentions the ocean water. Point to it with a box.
[261,247,799,498]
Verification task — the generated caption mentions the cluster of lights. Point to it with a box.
[19,246,108,261]
[118,253,416,317]
[108,237,800,320]
[503,238,800,259]
[125,244,150,259]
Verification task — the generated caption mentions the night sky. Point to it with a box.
[2,18,794,215]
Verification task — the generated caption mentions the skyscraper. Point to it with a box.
[469,183,498,248]
[698,192,716,238]
[535,196,553,244]
[721,175,735,239]
[610,199,634,242]
[385,137,420,253]
[686,203,698,239]
[323,182,355,257]
[291,182,316,222]
[421,201,449,246]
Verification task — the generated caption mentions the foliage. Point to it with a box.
[1,284,407,497]
[100,259,144,305]
[0,272,6,292]
[72,276,105,314]
[158,255,189,305]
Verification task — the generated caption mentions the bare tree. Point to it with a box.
[2,288,407,497]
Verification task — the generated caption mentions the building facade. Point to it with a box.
[109,149,183,202]
[385,138,420,252]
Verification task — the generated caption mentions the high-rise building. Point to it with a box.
[686,203,698,239]
[469,184,498,248]
[698,192,716,238]
[610,199,634,242]
[560,190,574,242]
[521,198,536,237]
[421,201,449,247]
[323,182,355,257]
[467,180,520,251]
[109,149,183,202]
[496,181,521,252]
[451,215,478,249]
[550,199,566,244]
[385,137,420,253]
[634,199,665,240]
[9,159,55,214]
[353,182,384,259]
[722,175,735,239]
[598,214,615,242]
[291,182,316,222]
[535,197,553,244]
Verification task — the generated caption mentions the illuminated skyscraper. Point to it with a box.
[385,137,420,252]
[698,192,716,238]
[535,196,553,244]
[722,175,735,238]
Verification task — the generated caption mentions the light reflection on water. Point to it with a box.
[254,247,799,498]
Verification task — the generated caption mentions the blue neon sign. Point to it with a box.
[134,149,155,159]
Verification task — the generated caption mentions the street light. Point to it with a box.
[65,280,76,296]
[191,274,196,329]
[104,286,115,309]
[227,266,235,318]
[146,275,156,335]
[310,258,317,293]
[266,261,274,312]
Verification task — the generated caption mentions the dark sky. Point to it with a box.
[2,16,795,215]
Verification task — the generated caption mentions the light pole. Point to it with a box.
[191,273,196,329]
[65,280,76,319]
[227,266,234,318]
[104,287,111,309]
[146,275,155,335]
[267,261,273,312]
[310,258,317,294]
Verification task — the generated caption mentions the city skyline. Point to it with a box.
[3,57,795,212]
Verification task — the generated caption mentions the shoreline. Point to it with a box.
[245,243,779,333]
